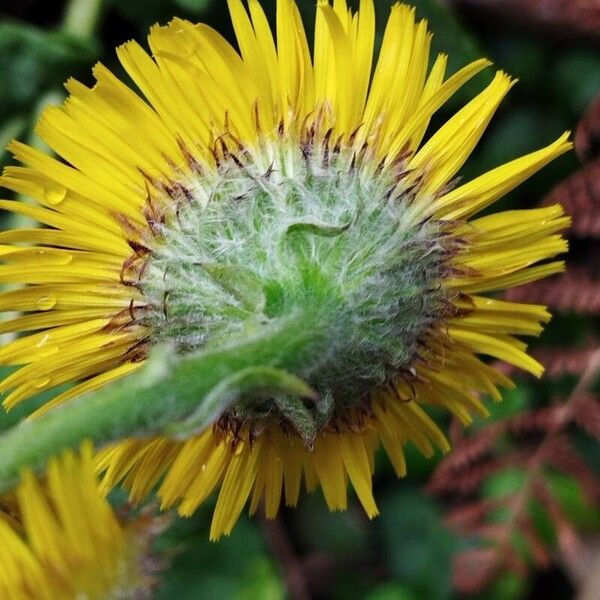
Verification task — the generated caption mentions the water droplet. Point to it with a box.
[33,342,59,359]
[201,464,207,472]
[36,295,57,310]
[32,377,51,389]
[38,347,59,359]
[35,249,73,266]
[44,186,67,206]
[35,333,51,348]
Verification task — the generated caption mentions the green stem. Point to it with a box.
[62,0,104,39]
[0,314,324,491]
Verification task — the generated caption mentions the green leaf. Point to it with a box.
[528,496,556,547]
[545,471,600,530]
[484,386,530,422]
[482,468,528,522]
[0,22,98,117]
[0,114,27,166]
[489,36,547,93]
[483,468,528,499]
[233,557,285,600]
[155,510,283,600]
[364,583,419,600]
[106,0,214,30]
[472,572,528,600]
[295,492,370,556]
[104,0,177,30]
[175,0,215,14]
[379,487,456,600]
[553,50,600,116]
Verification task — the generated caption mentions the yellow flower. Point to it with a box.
[0,442,138,599]
[0,0,570,540]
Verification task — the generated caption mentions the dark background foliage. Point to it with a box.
[0,0,599,598]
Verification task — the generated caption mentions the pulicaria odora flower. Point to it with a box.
[0,443,146,599]
[0,0,570,541]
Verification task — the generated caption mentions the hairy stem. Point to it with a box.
[0,313,325,491]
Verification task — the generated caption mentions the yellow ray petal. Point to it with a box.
[436,132,572,219]
[410,71,515,197]
[449,327,544,376]
[386,58,491,160]
[339,433,378,517]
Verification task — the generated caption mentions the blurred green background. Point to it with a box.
[0,0,599,599]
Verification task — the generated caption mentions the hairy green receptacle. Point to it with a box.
[137,139,453,439]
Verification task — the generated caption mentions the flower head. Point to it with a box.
[0,443,146,599]
[0,0,570,539]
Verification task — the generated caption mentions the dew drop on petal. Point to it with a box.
[37,295,57,310]
[35,333,51,348]
[35,346,60,359]
[44,186,67,205]
[35,249,73,266]
[32,377,51,389]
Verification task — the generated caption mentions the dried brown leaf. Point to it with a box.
[504,548,529,578]
[452,548,501,595]
[542,159,600,237]
[505,268,600,313]
[431,317,600,597]
[573,392,600,440]
[544,434,600,502]
[508,405,566,435]
[445,498,500,530]
[432,423,504,474]
[533,345,599,378]
[534,479,584,562]
[521,517,553,569]
[431,452,529,496]
[430,459,504,495]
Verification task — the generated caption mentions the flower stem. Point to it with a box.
[0,314,325,491]
[61,0,104,38]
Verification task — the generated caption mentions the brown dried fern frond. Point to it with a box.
[534,344,599,378]
[543,433,600,502]
[571,392,600,443]
[434,87,600,598]
[431,350,600,595]
[542,159,600,237]
[497,343,600,380]
[451,547,503,595]
[505,267,600,313]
